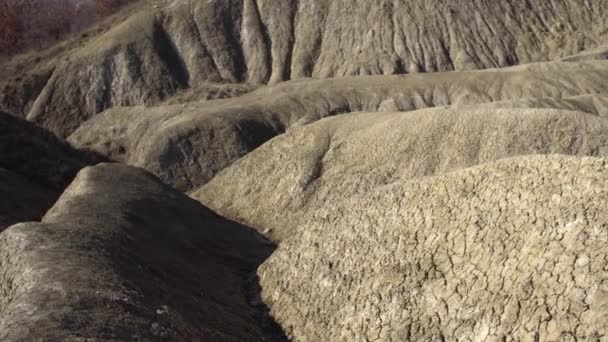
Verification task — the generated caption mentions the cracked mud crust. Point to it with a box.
[259,155,608,341]
[193,107,608,242]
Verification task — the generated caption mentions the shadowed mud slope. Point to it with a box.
[0,163,286,341]
[1,0,607,137]
[70,60,608,191]
[0,168,56,232]
[0,111,103,231]
[258,155,608,341]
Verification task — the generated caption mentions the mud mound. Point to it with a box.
[193,107,608,241]
[0,163,285,341]
[71,61,608,191]
[259,155,608,341]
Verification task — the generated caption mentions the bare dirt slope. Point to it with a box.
[258,155,608,341]
[69,60,608,191]
[0,111,103,231]
[0,1,608,341]
[1,0,607,138]
[0,163,285,341]
[192,107,608,241]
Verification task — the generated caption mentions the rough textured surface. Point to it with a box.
[70,60,608,191]
[562,44,608,62]
[466,94,608,116]
[0,70,53,118]
[259,155,608,341]
[194,107,608,241]
[1,0,607,136]
[0,163,285,341]
[69,103,282,191]
[1,1,608,340]
[0,111,102,230]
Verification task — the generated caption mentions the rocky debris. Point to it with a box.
[70,61,608,191]
[259,155,608,341]
[192,107,608,241]
[0,163,285,341]
[1,0,606,137]
[0,111,103,230]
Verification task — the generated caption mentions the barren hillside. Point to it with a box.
[1,0,608,341]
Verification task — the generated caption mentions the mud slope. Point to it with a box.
[0,168,56,231]
[259,155,608,341]
[0,112,102,230]
[70,60,608,191]
[0,163,285,341]
[1,0,606,136]
[0,1,607,340]
[193,107,608,241]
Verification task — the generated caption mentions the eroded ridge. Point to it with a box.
[3,0,607,138]
[0,163,284,341]
[194,108,608,242]
[72,62,608,191]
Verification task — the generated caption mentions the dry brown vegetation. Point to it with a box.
[0,0,132,58]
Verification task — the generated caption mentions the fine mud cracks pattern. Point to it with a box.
[259,156,608,341]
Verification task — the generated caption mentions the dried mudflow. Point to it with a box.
[1,0,608,341]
